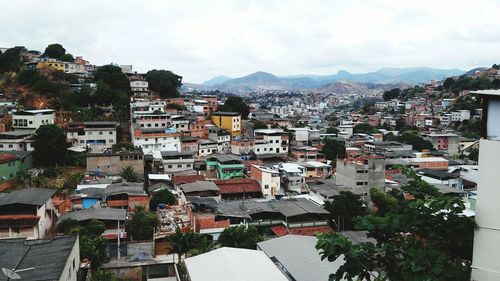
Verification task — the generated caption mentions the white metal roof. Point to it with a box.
[184,247,288,281]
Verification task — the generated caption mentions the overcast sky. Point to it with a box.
[1,0,500,83]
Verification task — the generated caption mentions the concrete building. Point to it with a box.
[288,128,309,145]
[230,138,255,156]
[451,110,471,122]
[422,133,459,156]
[0,131,35,151]
[254,129,289,155]
[206,154,244,179]
[208,126,231,153]
[211,112,241,137]
[130,80,150,96]
[12,109,55,132]
[0,188,57,239]
[277,163,307,194]
[160,151,194,174]
[336,156,385,197]
[86,148,145,176]
[0,151,34,191]
[132,127,181,155]
[250,164,281,197]
[66,121,117,152]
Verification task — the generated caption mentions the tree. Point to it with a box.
[218,96,250,119]
[91,270,126,281]
[398,133,434,151]
[467,148,479,162]
[326,127,339,134]
[150,189,176,211]
[61,53,75,62]
[166,227,200,263]
[252,120,268,130]
[316,169,476,281]
[119,166,140,182]
[129,206,159,241]
[43,43,66,59]
[382,88,401,101]
[0,46,27,73]
[353,123,379,134]
[166,103,187,110]
[324,191,366,231]
[94,64,130,93]
[217,225,263,249]
[33,124,69,166]
[322,138,346,162]
[369,188,397,216]
[146,69,182,98]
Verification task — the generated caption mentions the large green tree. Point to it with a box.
[217,225,263,249]
[353,123,379,134]
[218,96,250,119]
[43,43,66,59]
[145,69,182,98]
[324,191,366,231]
[316,169,476,281]
[0,46,27,73]
[150,189,176,211]
[129,206,159,241]
[33,124,69,166]
[94,64,130,93]
[119,166,140,182]
[322,138,346,162]
[166,227,201,263]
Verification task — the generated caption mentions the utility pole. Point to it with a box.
[117,219,121,260]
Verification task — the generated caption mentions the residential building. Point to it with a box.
[230,138,255,156]
[0,188,57,239]
[160,151,194,174]
[177,181,220,204]
[451,110,471,122]
[201,95,218,113]
[291,146,325,162]
[66,121,117,152]
[130,80,150,96]
[422,133,459,156]
[0,151,34,191]
[0,234,79,281]
[336,156,385,196]
[36,58,65,71]
[206,154,244,179]
[250,164,281,197]
[103,182,149,211]
[12,109,55,132]
[184,247,288,281]
[214,178,262,200]
[254,129,289,155]
[299,161,332,178]
[288,128,309,145]
[0,131,35,151]
[86,148,145,176]
[208,126,231,153]
[277,163,307,194]
[417,168,462,190]
[59,208,127,239]
[181,136,199,156]
[132,127,181,154]
[198,139,218,157]
[211,112,241,137]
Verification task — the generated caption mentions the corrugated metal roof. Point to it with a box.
[0,188,55,207]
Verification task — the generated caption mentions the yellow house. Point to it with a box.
[211,112,241,137]
[37,60,65,72]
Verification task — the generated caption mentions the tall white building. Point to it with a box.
[12,109,55,132]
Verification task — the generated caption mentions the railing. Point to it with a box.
[286,220,328,228]
[248,219,282,227]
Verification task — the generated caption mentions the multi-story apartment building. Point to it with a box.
[230,138,255,156]
[130,80,150,96]
[86,148,145,176]
[12,109,55,132]
[0,131,35,151]
[132,126,181,155]
[336,155,385,197]
[422,132,459,156]
[291,146,325,162]
[211,112,241,137]
[254,129,289,155]
[66,121,117,152]
[276,163,307,194]
[250,164,281,197]
[208,126,231,153]
[451,110,471,122]
[161,151,194,174]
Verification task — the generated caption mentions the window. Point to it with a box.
[99,132,103,135]
[8,145,12,148]
[356,181,364,186]
[187,164,191,168]
[168,165,172,168]
[265,184,269,189]
[177,164,182,168]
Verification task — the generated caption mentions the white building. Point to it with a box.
[0,131,35,151]
[254,129,289,155]
[130,80,150,96]
[208,126,231,153]
[132,127,181,155]
[12,109,55,132]
[288,127,309,145]
[250,164,281,197]
[451,110,471,122]
[66,121,117,152]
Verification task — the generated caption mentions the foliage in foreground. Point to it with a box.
[316,168,476,281]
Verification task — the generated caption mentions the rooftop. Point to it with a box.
[179,181,219,193]
[0,188,55,207]
[104,182,146,196]
[59,208,127,222]
[184,247,288,281]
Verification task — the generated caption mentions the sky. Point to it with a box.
[1,0,500,83]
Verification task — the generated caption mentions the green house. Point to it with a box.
[0,151,34,187]
[206,154,244,179]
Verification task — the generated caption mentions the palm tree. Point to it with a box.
[119,166,139,182]
[166,227,200,263]
[217,225,263,249]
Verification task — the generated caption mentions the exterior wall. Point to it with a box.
[336,158,385,196]
[250,165,280,197]
[199,144,218,157]
[13,112,55,131]
[58,235,80,281]
[211,114,241,137]
[86,154,144,175]
[67,128,117,152]
[0,155,33,187]
[132,132,181,154]
[37,61,65,71]
[36,201,55,239]
[231,139,255,155]
[0,139,34,151]
[254,132,288,155]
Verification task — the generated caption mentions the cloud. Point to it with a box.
[1,0,499,83]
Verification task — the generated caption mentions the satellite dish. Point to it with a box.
[1,268,21,279]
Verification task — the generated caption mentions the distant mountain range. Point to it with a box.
[182,67,466,93]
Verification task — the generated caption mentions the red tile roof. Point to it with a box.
[271,225,333,237]
[0,153,17,164]
[173,175,205,186]
[214,178,261,194]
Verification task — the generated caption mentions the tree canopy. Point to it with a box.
[119,166,140,182]
[217,225,263,249]
[146,69,182,98]
[322,138,346,162]
[33,124,69,166]
[94,64,130,93]
[218,96,250,119]
[129,206,159,241]
[353,123,380,134]
[150,189,176,211]
[324,191,366,231]
[43,43,66,60]
[0,46,27,73]
[316,169,476,281]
